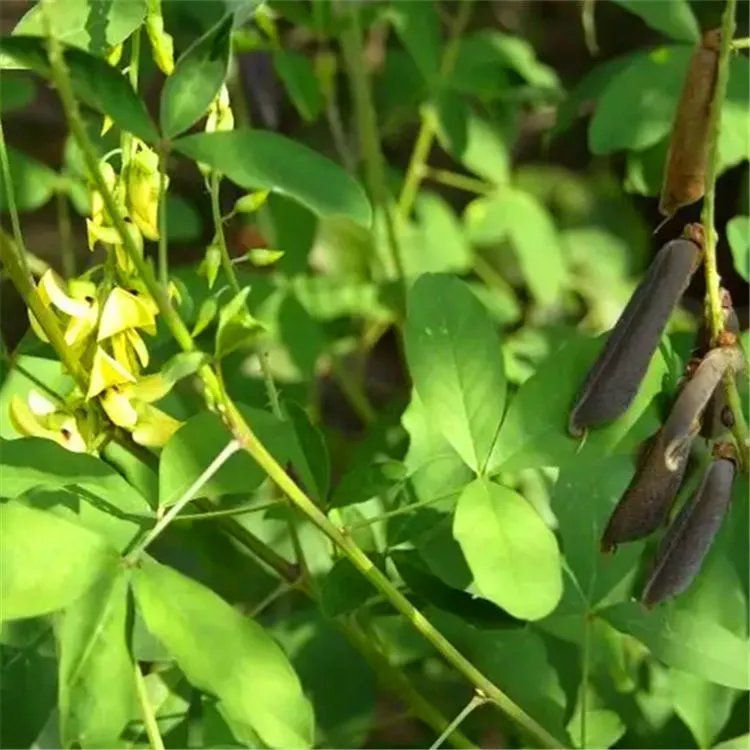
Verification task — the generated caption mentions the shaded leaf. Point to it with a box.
[160,14,233,138]
[0,146,59,212]
[273,50,322,121]
[727,215,749,283]
[389,1,440,81]
[0,37,158,143]
[611,0,699,43]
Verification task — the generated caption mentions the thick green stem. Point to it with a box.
[338,3,404,287]
[397,0,475,219]
[134,662,166,750]
[43,16,564,746]
[700,0,748,462]
[56,190,75,277]
[0,116,30,274]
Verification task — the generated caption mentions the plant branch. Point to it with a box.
[430,693,486,750]
[43,20,564,746]
[397,0,475,219]
[0,116,30,274]
[209,171,241,295]
[128,440,241,559]
[700,0,748,462]
[134,662,166,750]
[338,3,405,288]
[56,190,75,277]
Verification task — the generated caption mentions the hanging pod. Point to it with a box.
[601,427,690,553]
[569,229,702,436]
[661,346,745,470]
[641,445,736,607]
[659,29,721,218]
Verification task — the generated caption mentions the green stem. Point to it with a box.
[0,230,89,391]
[128,440,240,559]
[43,19,564,746]
[209,171,241,294]
[173,499,281,522]
[56,190,75,277]
[579,612,591,749]
[430,694,485,750]
[700,0,748,463]
[249,581,292,617]
[0,116,30,274]
[347,487,463,531]
[730,36,750,49]
[258,350,282,418]
[338,3,405,287]
[422,167,494,195]
[397,0,475,219]
[121,28,141,170]
[134,662,166,750]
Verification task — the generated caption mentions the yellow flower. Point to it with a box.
[146,0,175,75]
[98,287,157,340]
[9,393,88,453]
[125,143,162,241]
[87,346,137,400]
[206,85,234,133]
[132,404,181,447]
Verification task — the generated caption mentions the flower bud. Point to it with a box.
[146,0,175,75]
[125,143,162,241]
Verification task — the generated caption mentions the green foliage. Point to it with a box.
[1,1,748,748]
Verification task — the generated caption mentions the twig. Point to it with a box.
[430,693,486,750]
[133,662,166,750]
[56,190,75,278]
[0,116,30,274]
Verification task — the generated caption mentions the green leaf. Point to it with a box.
[433,94,510,184]
[391,550,522,628]
[132,558,314,748]
[283,400,330,505]
[610,0,699,43]
[12,0,147,55]
[668,669,737,748]
[727,216,749,283]
[487,334,666,474]
[464,188,567,305]
[552,454,644,608]
[404,273,507,473]
[624,139,667,197]
[58,569,136,748]
[277,293,326,378]
[320,558,377,617]
[389,1,441,82]
[158,412,266,508]
[589,45,691,155]
[0,71,36,112]
[215,287,264,359]
[0,37,159,143]
[0,501,119,619]
[173,129,371,226]
[0,146,59,212]
[400,191,473,277]
[273,50,322,122]
[166,194,203,242]
[719,57,750,170]
[601,602,750,690]
[453,477,562,620]
[0,437,150,548]
[160,14,233,138]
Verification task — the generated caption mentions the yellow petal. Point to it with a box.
[106,44,123,66]
[111,331,139,374]
[64,300,98,347]
[87,346,136,400]
[100,387,138,428]
[57,416,88,453]
[101,115,114,137]
[126,146,161,241]
[132,404,181,447]
[28,311,51,343]
[38,270,91,318]
[98,287,157,340]
[126,373,172,403]
[126,328,150,368]
[9,395,56,439]
[87,218,122,249]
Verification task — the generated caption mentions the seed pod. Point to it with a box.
[641,450,735,607]
[659,29,721,218]
[601,428,690,553]
[662,346,745,469]
[569,235,702,436]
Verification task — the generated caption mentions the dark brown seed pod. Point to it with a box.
[662,346,745,469]
[568,236,702,436]
[659,29,721,218]
[601,428,691,553]
[641,450,736,608]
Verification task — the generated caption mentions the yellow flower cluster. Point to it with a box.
[16,146,181,453]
